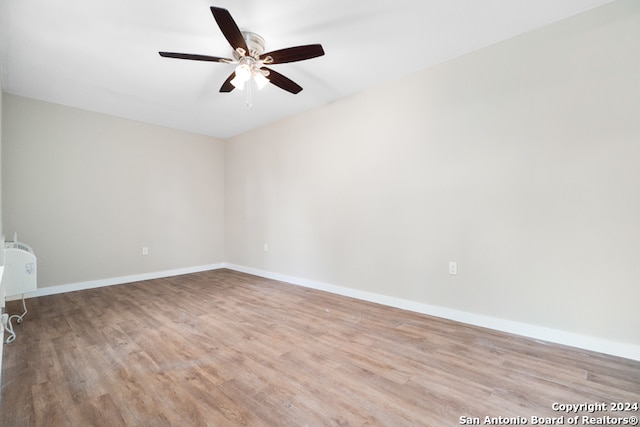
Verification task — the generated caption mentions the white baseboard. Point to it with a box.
[7,263,226,301]
[7,262,638,361]
[225,263,640,362]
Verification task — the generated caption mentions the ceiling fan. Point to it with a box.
[159,6,325,95]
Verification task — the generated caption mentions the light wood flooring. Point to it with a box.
[1,269,639,426]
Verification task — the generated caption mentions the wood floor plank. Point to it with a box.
[31,380,76,426]
[2,269,639,426]
[74,393,128,427]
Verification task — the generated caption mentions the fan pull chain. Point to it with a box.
[245,80,253,109]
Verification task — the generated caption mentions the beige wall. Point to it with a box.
[0,85,3,245]
[2,95,225,287]
[0,77,3,384]
[226,0,640,346]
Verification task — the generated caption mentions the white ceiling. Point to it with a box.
[0,0,614,139]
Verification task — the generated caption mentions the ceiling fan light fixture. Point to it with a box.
[160,7,324,97]
[230,63,251,89]
[253,72,270,90]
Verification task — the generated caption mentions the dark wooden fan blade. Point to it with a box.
[159,52,232,63]
[262,67,303,94]
[260,44,324,64]
[210,7,248,53]
[220,72,236,93]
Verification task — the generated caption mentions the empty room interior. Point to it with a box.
[1,0,639,425]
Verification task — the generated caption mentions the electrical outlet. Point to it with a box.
[449,261,458,275]
[263,243,269,252]
[142,246,149,256]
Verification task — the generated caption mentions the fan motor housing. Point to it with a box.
[236,31,266,58]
